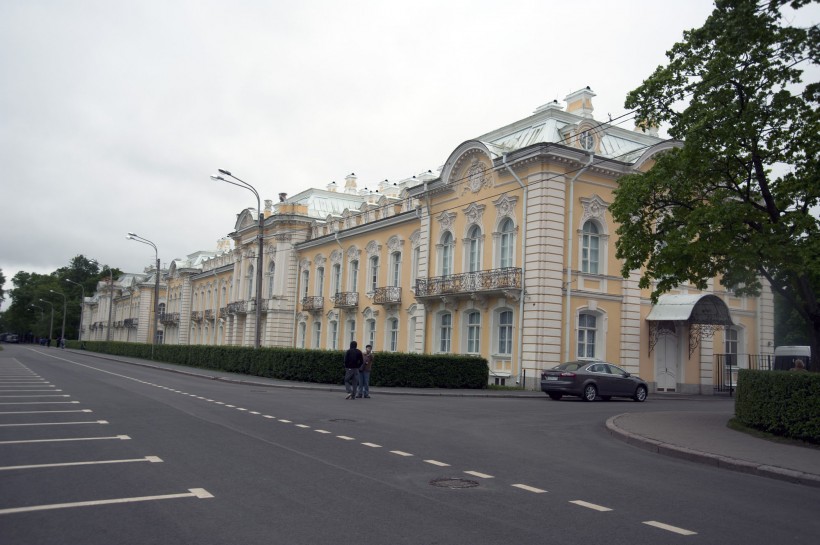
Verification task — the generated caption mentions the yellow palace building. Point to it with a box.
[83,87,773,394]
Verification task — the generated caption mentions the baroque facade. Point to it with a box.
[82,87,774,393]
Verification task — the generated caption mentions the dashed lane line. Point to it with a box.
[424,460,451,467]
[336,436,355,441]
[0,488,213,516]
[0,456,162,471]
[362,442,382,448]
[464,471,494,479]
[643,521,697,536]
[390,450,414,457]
[570,500,612,512]
[512,484,547,494]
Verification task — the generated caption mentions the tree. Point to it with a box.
[610,0,820,369]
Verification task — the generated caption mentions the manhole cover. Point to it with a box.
[329,418,356,423]
[430,478,479,489]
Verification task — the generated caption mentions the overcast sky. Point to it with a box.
[1,0,815,305]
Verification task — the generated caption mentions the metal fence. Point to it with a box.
[713,353,772,394]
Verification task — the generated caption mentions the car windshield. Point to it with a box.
[553,362,584,372]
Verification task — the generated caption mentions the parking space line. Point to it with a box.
[0,401,79,405]
[0,409,91,415]
[570,500,612,512]
[0,488,213,515]
[0,420,107,427]
[0,435,131,445]
[511,484,547,494]
[0,395,70,398]
[464,471,494,479]
[643,521,697,535]
[0,389,60,392]
[424,460,450,467]
[0,455,162,471]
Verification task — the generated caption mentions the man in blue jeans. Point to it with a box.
[357,344,374,398]
[343,341,363,400]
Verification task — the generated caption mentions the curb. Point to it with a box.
[606,414,820,489]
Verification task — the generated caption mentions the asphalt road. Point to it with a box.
[1,344,818,544]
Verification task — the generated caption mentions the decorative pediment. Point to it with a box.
[493,194,519,218]
[314,254,326,267]
[580,194,610,232]
[346,246,361,262]
[235,208,258,231]
[299,259,311,271]
[387,235,404,252]
[436,211,457,232]
[330,249,343,264]
[461,157,493,195]
[463,203,485,226]
[410,230,421,248]
[366,240,381,257]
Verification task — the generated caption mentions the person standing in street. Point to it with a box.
[357,344,374,398]
[343,341,364,400]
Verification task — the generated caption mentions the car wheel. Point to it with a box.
[601,395,611,401]
[582,384,597,402]
[633,385,648,402]
[548,393,562,401]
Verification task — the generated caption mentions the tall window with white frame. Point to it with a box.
[388,317,399,352]
[439,313,452,353]
[329,320,338,350]
[581,221,599,274]
[368,256,379,292]
[467,225,482,272]
[316,266,325,297]
[390,251,401,287]
[332,263,341,296]
[577,313,597,359]
[499,218,514,268]
[347,319,356,345]
[301,270,309,301]
[313,321,322,349]
[725,327,738,366]
[366,318,376,348]
[298,322,306,348]
[497,310,513,355]
[267,262,275,298]
[441,232,454,276]
[350,260,359,292]
[411,246,420,287]
[467,311,481,354]
[247,264,255,300]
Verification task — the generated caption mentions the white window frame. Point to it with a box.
[438,312,452,353]
[498,218,515,269]
[313,321,322,349]
[389,252,401,287]
[496,309,513,355]
[577,312,598,359]
[349,260,359,292]
[368,256,379,292]
[466,310,481,354]
[388,318,399,352]
[440,232,454,276]
[581,221,600,274]
[466,225,482,272]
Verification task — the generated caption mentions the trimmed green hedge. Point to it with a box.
[735,369,820,444]
[68,341,489,389]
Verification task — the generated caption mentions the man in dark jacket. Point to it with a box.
[343,341,364,400]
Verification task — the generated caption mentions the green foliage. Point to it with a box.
[735,369,820,443]
[72,342,490,389]
[611,0,820,368]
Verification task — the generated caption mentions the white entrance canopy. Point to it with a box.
[646,294,734,326]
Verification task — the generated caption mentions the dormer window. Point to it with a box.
[578,130,595,151]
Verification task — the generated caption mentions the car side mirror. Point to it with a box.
[623,372,631,378]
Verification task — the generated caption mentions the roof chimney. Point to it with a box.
[564,86,596,118]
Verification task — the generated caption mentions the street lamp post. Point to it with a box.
[38,299,54,346]
[50,289,67,348]
[210,169,263,349]
[65,279,85,341]
[126,232,160,359]
[29,304,44,339]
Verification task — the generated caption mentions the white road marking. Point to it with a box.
[0,488,213,515]
[225,405,236,408]
[570,500,612,512]
[0,389,60,392]
[296,424,310,428]
[314,430,332,434]
[0,409,91,415]
[236,408,247,411]
[0,401,79,405]
[336,435,355,440]
[263,415,275,419]
[362,442,382,448]
[249,411,260,415]
[512,484,547,494]
[0,395,70,398]
[643,521,697,535]
[424,460,450,467]
[0,456,162,471]
[464,471,494,479]
[278,419,292,423]
[0,420,107,427]
[390,450,413,457]
[0,435,130,445]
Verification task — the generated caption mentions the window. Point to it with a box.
[439,313,452,353]
[313,321,322,349]
[332,264,341,295]
[497,310,513,354]
[389,252,401,287]
[329,320,338,350]
[577,313,597,359]
[388,318,399,352]
[347,319,356,344]
[158,302,166,315]
[411,246,420,285]
[408,316,417,352]
[247,265,255,300]
[366,319,376,348]
[441,232,454,276]
[267,262,275,298]
[466,311,481,354]
[467,226,482,272]
[499,219,514,268]
[368,256,379,291]
[301,270,309,299]
[582,221,599,274]
[725,327,738,366]
[298,322,306,348]
[349,260,359,291]
[316,267,325,296]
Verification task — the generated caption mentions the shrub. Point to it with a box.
[735,369,820,444]
[72,342,489,389]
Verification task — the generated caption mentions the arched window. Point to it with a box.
[408,316,417,352]
[440,232,454,276]
[497,310,513,354]
[467,226,482,272]
[499,218,514,268]
[581,221,600,274]
[267,262,275,298]
[466,311,481,354]
[388,318,399,352]
[247,264,255,300]
[577,312,597,359]
[411,246,420,285]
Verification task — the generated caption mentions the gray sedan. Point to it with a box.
[540,361,648,402]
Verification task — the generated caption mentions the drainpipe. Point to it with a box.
[564,153,595,361]
[502,153,528,387]
[421,180,432,353]
[291,244,299,348]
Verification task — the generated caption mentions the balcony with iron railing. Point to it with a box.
[414,267,523,299]
[191,311,204,322]
[227,301,246,315]
[302,296,324,312]
[124,318,139,329]
[219,307,227,319]
[160,312,180,325]
[332,292,359,308]
[204,309,215,321]
[373,286,401,305]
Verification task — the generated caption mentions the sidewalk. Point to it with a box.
[68,349,820,488]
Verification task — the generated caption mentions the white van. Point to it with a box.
[773,345,811,370]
